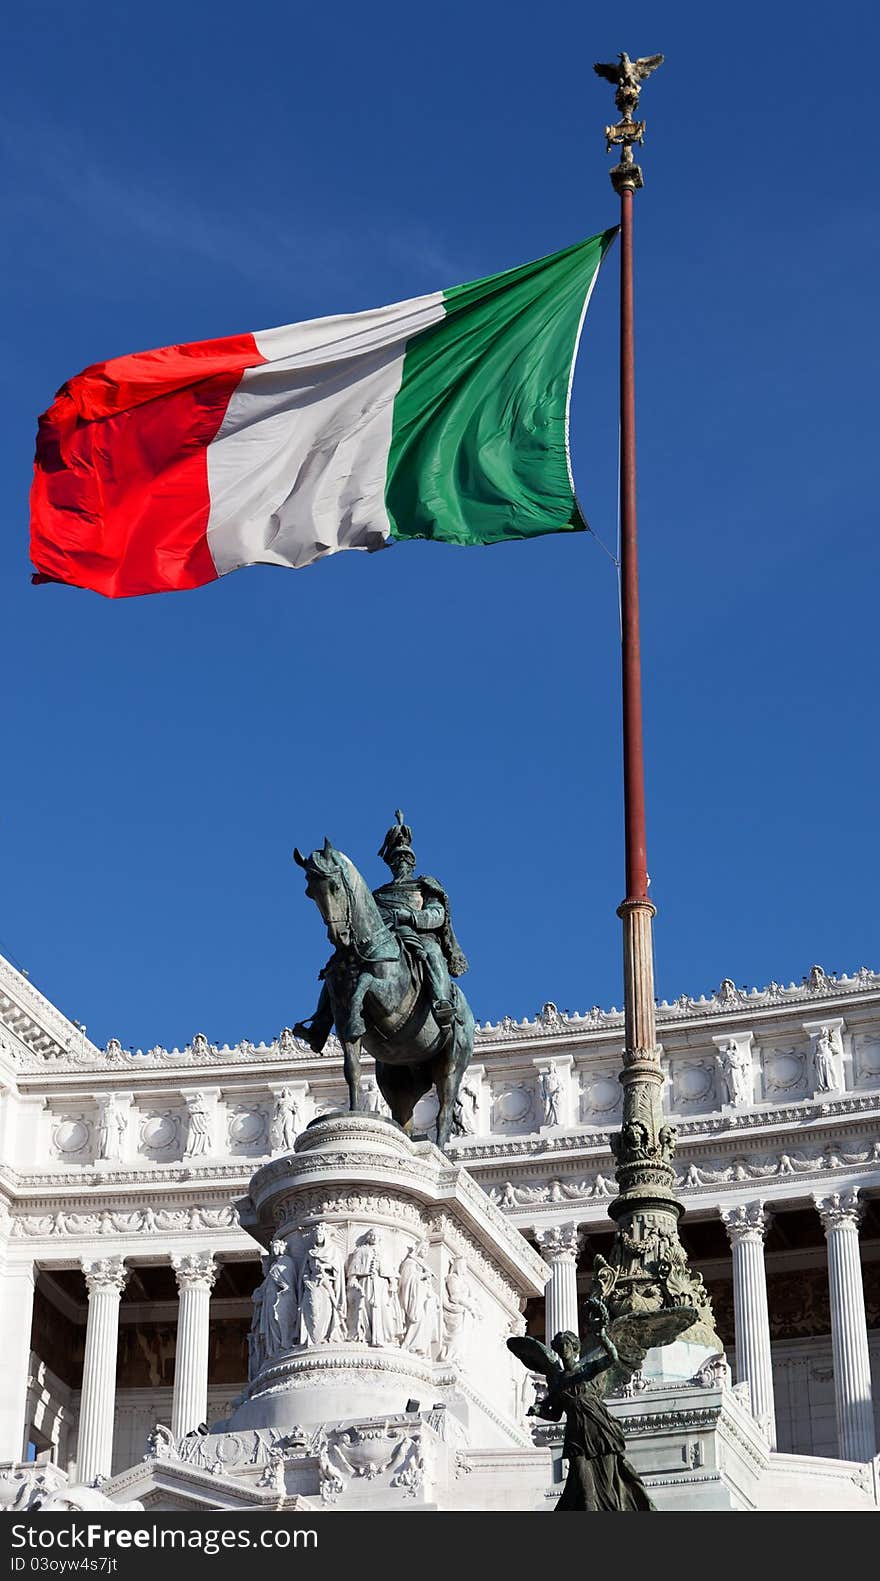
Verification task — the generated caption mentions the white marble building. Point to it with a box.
[1,948,879,1505]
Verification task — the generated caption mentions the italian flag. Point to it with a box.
[31,229,616,599]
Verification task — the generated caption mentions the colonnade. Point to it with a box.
[536,1190,877,1462]
[2,1188,877,1474]
[0,1250,220,1476]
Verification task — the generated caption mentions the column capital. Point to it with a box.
[81,1256,128,1297]
[721,1201,768,1246]
[171,1252,219,1293]
[535,1223,582,1263]
[813,1188,863,1235]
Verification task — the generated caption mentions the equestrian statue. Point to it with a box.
[291,812,474,1150]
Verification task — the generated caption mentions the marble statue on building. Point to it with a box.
[361,1076,389,1116]
[814,1026,841,1092]
[451,1073,479,1136]
[183,1092,212,1158]
[508,1298,655,1512]
[718,1041,752,1107]
[95,1093,126,1162]
[398,1240,440,1357]
[299,1223,346,1345]
[540,1063,564,1126]
[271,1087,301,1152]
[438,1258,479,1362]
[261,1238,299,1356]
[346,1230,401,1346]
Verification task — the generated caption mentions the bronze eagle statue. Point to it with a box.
[593,52,664,90]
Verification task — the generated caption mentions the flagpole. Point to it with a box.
[590,53,722,1367]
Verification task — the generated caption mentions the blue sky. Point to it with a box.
[1,2,878,1051]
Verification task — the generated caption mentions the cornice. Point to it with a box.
[3,950,878,1075]
[0,951,101,1065]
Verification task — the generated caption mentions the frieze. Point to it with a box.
[488,1175,615,1208]
[614,1408,721,1434]
[480,1140,880,1210]
[10,1203,240,1237]
[246,1348,437,1400]
[265,1189,426,1232]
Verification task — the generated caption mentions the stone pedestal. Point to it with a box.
[93,1373,879,1513]
[227,1112,548,1451]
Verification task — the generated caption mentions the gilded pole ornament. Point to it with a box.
[593,52,664,192]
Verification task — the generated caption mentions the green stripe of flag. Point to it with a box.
[385,228,617,546]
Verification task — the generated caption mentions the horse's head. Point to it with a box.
[293,838,362,950]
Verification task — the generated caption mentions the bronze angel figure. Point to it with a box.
[508,1298,655,1511]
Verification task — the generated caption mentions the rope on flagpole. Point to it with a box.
[575,428,623,639]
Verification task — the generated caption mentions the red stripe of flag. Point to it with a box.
[30,332,263,598]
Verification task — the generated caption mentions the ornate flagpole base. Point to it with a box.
[589,900,723,1383]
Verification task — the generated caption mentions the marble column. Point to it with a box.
[535,1224,581,1342]
[171,1252,218,1439]
[0,1258,36,1461]
[814,1190,877,1463]
[721,1202,776,1446]
[78,1257,128,1482]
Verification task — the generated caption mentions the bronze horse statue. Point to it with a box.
[291,840,475,1148]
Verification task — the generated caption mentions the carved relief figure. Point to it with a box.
[540,1063,563,1126]
[271,1088,301,1152]
[183,1093,212,1158]
[718,1041,752,1107]
[346,1230,401,1347]
[95,1094,127,1162]
[248,1283,266,1378]
[398,1239,439,1357]
[261,1238,299,1356]
[438,1257,479,1363]
[299,1223,346,1345]
[814,1026,841,1092]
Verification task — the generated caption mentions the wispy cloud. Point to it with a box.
[0,112,470,302]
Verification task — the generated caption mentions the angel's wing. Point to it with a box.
[593,61,622,84]
[506,1334,562,1380]
[609,1306,698,1369]
[635,54,664,80]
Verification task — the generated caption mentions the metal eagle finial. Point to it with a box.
[594,51,664,193]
